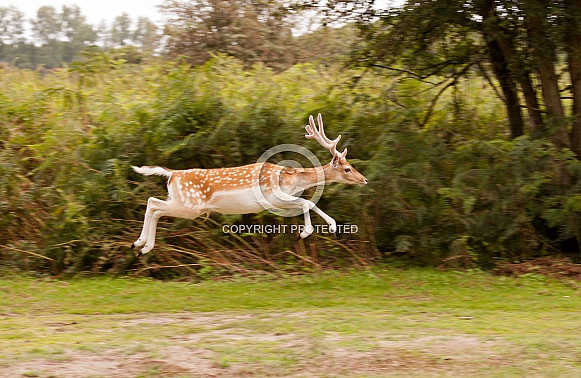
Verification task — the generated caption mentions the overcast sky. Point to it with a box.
[9,0,165,25]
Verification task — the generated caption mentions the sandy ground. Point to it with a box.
[0,312,514,378]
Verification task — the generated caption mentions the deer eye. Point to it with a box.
[344,168,351,173]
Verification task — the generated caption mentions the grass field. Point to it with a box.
[0,268,580,377]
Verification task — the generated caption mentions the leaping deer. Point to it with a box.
[131,114,367,256]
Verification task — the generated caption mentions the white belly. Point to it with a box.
[205,189,268,214]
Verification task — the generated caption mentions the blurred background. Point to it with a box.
[1,0,581,277]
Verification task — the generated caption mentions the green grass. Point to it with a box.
[0,268,580,377]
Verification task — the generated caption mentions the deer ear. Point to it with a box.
[332,156,339,168]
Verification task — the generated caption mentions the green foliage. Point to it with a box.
[0,52,580,276]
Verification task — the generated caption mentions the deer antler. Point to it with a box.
[305,114,347,158]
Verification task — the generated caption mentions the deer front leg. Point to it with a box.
[310,205,337,234]
[296,200,336,238]
[300,201,315,239]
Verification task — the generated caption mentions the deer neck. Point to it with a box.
[294,163,334,190]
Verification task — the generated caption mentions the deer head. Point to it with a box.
[305,114,367,186]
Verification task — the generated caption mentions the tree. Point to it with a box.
[60,5,97,61]
[31,6,61,44]
[293,24,359,66]
[96,20,111,48]
[133,16,159,51]
[30,6,63,67]
[28,5,97,67]
[316,0,581,155]
[0,6,25,45]
[0,6,26,64]
[111,13,132,46]
[161,0,296,70]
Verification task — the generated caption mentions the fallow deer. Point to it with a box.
[131,114,367,256]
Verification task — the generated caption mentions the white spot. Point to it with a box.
[176,177,185,202]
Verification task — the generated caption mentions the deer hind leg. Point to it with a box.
[132,197,166,251]
[133,197,183,256]
[138,208,166,256]
[134,197,203,256]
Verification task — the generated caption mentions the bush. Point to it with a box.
[0,53,579,276]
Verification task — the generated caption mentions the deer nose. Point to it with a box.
[363,178,368,185]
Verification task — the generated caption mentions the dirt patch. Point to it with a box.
[1,312,514,378]
[2,352,146,378]
[296,335,511,377]
[1,348,223,378]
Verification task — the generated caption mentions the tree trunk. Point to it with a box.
[517,72,544,136]
[491,27,542,135]
[526,11,570,148]
[567,51,581,157]
[494,41,543,135]
[486,38,524,138]
[565,0,581,157]
[475,0,524,138]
